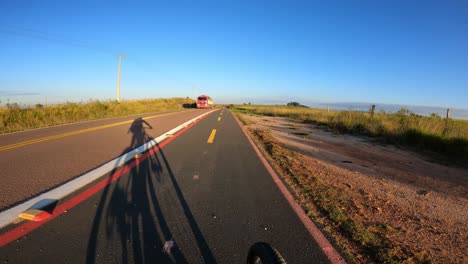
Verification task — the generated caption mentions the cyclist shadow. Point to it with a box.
[86,117,215,263]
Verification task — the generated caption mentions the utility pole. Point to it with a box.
[116,54,125,102]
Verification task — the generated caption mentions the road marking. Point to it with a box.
[19,209,51,222]
[207,129,217,143]
[0,110,218,232]
[0,111,183,152]
[217,117,221,122]
[232,113,346,264]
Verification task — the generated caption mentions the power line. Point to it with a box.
[0,25,205,100]
[0,25,196,85]
[0,25,118,55]
[2,93,40,96]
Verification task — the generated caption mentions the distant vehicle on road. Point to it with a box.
[197,95,213,109]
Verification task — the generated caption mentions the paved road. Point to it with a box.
[0,109,210,211]
[0,108,330,263]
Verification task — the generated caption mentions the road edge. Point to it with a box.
[0,109,218,230]
[231,111,347,264]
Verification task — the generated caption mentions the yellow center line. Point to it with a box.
[217,117,221,122]
[0,112,181,152]
[207,129,217,144]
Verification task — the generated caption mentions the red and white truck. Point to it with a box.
[196,95,213,109]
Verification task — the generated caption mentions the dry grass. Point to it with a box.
[232,105,468,165]
[247,127,413,263]
[0,98,195,134]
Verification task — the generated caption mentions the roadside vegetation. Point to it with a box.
[231,104,468,166]
[0,98,195,134]
[245,127,432,263]
[234,104,468,263]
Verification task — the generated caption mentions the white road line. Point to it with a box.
[0,109,217,229]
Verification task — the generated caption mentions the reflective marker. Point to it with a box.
[19,209,52,222]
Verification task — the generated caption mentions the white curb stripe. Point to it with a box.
[0,109,217,229]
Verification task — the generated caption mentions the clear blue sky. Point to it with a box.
[1,0,467,108]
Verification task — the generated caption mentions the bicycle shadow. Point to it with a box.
[86,117,215,263]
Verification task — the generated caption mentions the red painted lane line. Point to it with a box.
[232,112,347,264]
[0,112,214,248]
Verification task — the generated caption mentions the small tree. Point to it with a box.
[287,102,301,107]
[6,102,20,109]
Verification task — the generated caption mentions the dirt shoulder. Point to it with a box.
[238,113,467,264]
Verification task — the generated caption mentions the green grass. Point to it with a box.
[0,98,196,134]
[232,105,468,165]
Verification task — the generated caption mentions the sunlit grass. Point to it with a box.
[232,105,468,164]
[249,128,414,263]
[0,98,195,134]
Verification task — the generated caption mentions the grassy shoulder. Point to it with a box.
[0,98,196,134]
[237,116,434,263]
[230,105,468,166]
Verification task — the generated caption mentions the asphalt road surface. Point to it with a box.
[0,108,331,263]
[0,109,210,210]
